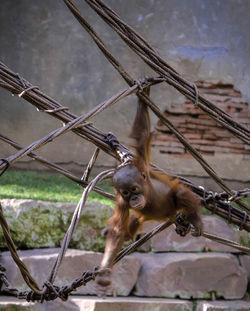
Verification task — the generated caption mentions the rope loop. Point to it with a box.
[18,86,39,98]
[81,270,96,285]
[44,281,59,296]
[58,287,69,301]
[228,190,238,202]
[133,76,151,92]
[105,132,133,164]
[42,106,69,114]
[26,291,37,302]
[43,281,70,301]
[133,79,143,92]
[229,188,250,201]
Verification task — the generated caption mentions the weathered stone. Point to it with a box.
[139,216,241,253]
[133,252,247,299]
[238,230,250,248]
[0,248,141,296]
[196,300,250,311]
[0,296,193,311]
[239,255,250,279]
[0,297,37,311]
[0,199,112,251]
[154,80,250,159]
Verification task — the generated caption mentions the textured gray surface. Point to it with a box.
[0,0,249,178]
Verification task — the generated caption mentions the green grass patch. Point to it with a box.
[0,170,114,206]
[1,170,249,212]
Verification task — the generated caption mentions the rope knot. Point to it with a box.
[133,77,148,92]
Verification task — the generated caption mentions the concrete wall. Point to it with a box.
[0,0,249,190]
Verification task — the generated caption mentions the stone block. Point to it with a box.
[0,199,112,251]
[1,297,250,311]
[133,253,247,299]
[239,255,250,279]
[0,248,141,296]
[140,215,241,253]
[0,297,37,311]
[196,300,250,311]
[0,296,193,311]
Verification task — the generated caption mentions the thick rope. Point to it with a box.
[1,217,249,302]
[201,231,250,254]
[0,134,115,200]
[0,64,248,224]
[84,0,249,143]
[64,0,249,210]
[47,169,115,284]
[0,203,43,294]
[0,1,249,302]
[81,147,100,182]
[0,169,114,299]
[0,83,144,172]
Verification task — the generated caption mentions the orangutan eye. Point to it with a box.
[142,172,146,180]
[131,186,139,193]
[121,190,130,197]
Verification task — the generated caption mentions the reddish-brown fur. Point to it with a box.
[96,87,203,287]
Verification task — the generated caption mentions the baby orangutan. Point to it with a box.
[96,87,203,288]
